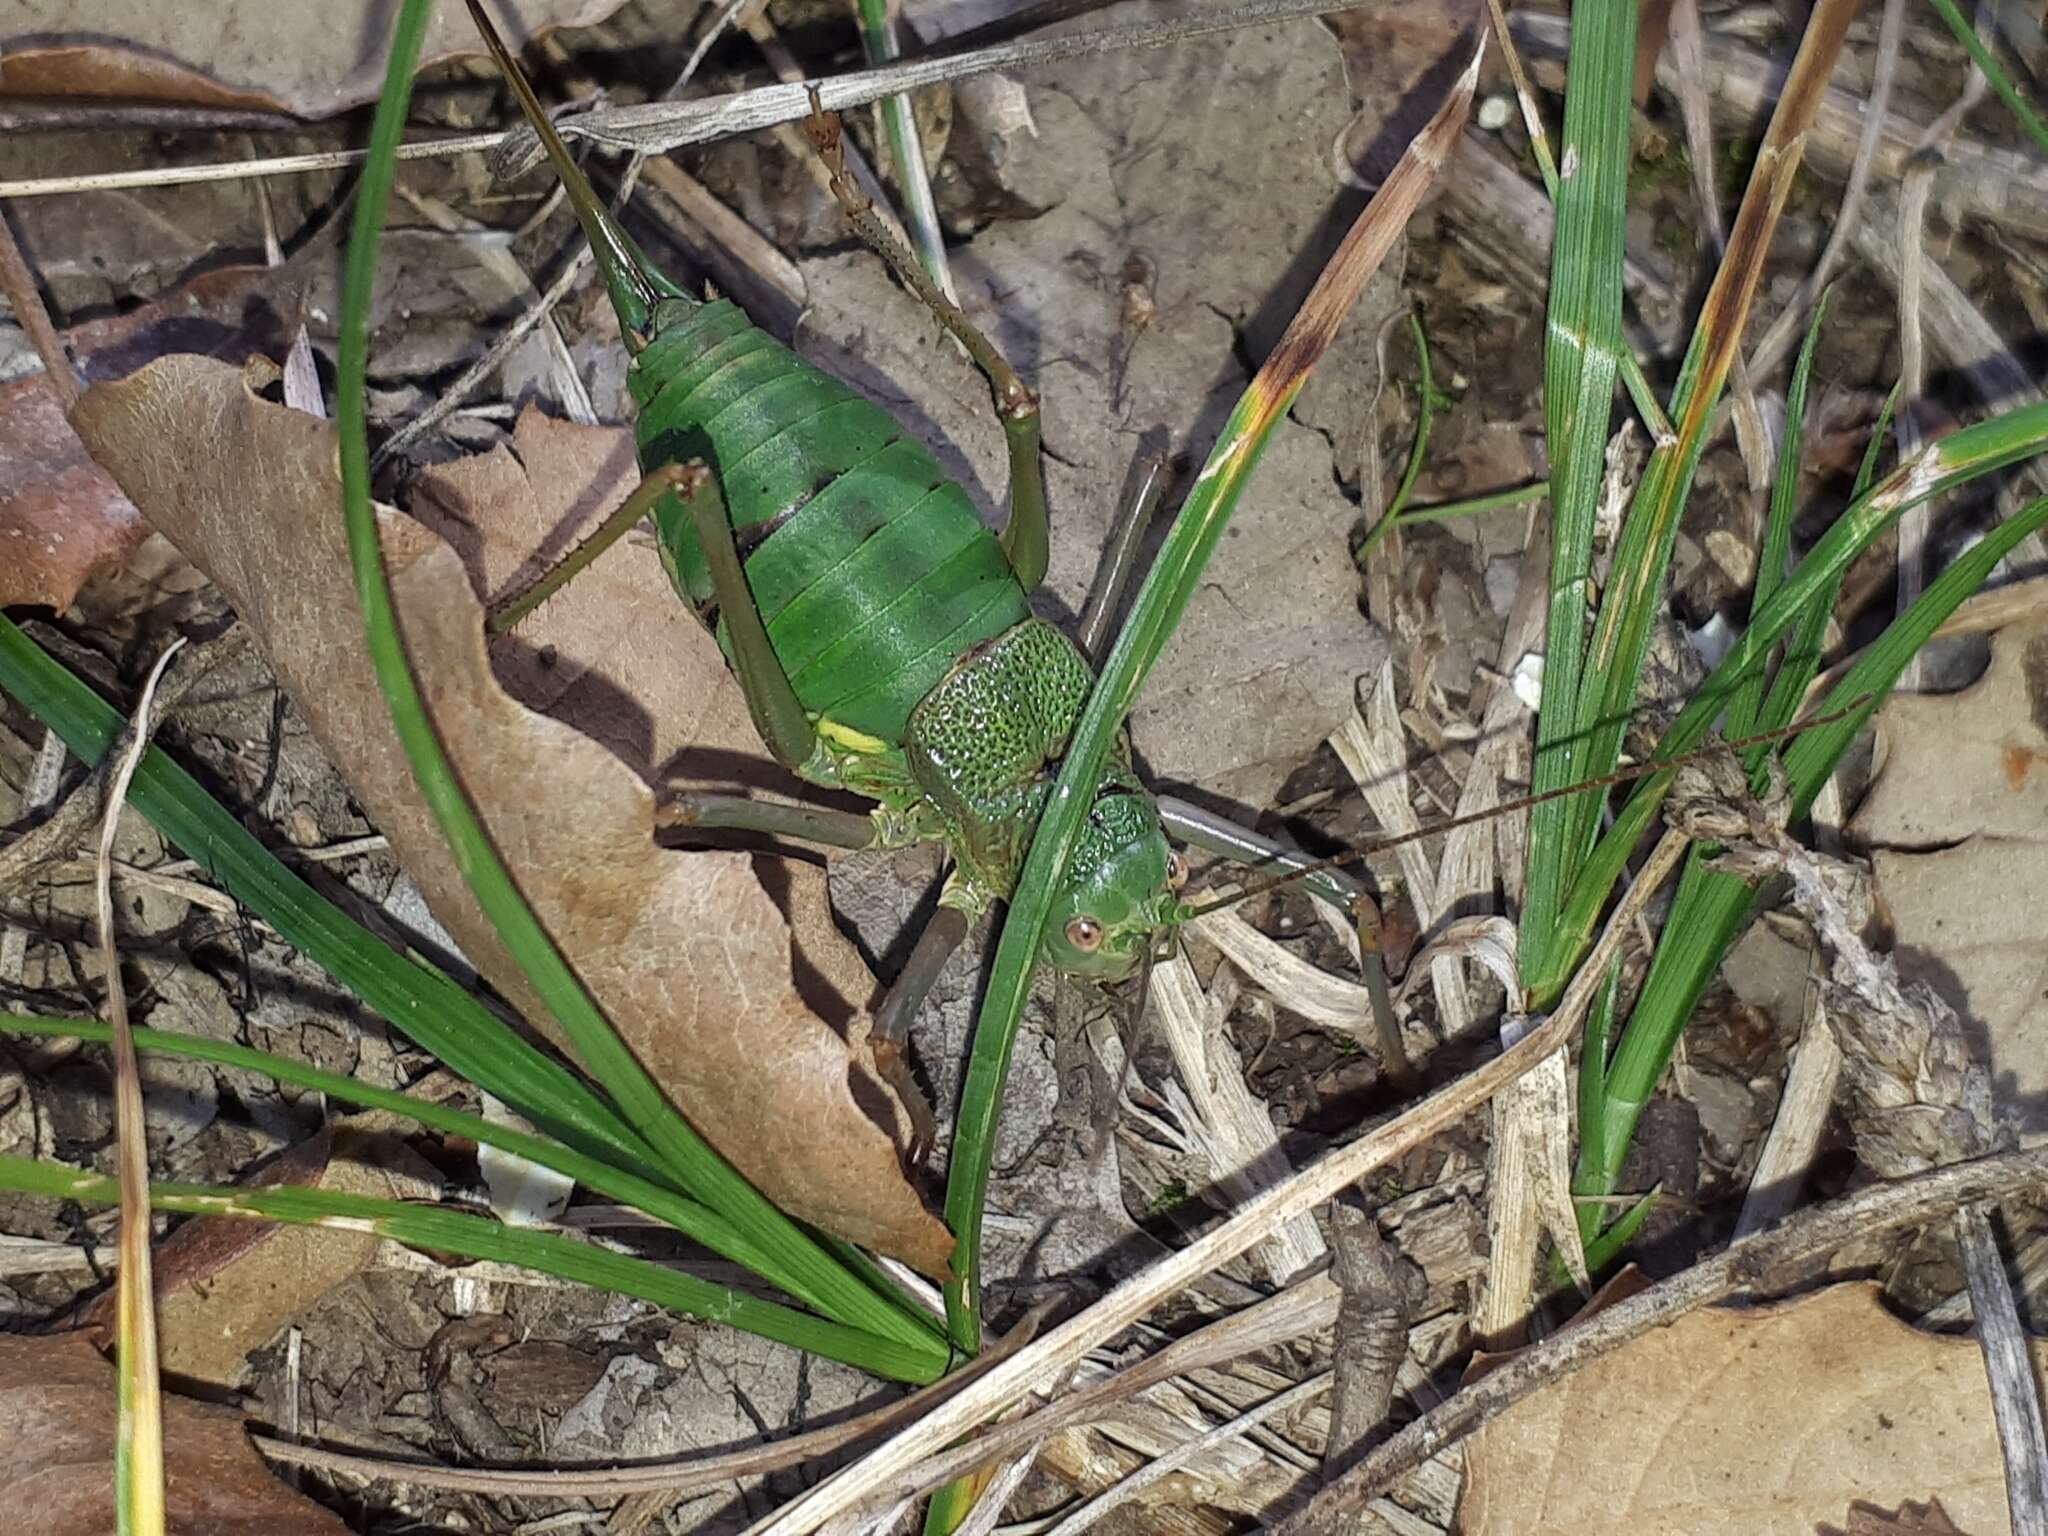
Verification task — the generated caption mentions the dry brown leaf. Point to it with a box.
[1462,1283,2041,1535]
[70,355,953,1276]
[0,1,627,119]
[0,375,140,609]
[78,1128,441,1389]
[0,264,290,613]
[1846,621,2048,1135]
[0,1330,348,1534]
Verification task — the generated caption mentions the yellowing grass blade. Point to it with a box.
[97,639,184,1536]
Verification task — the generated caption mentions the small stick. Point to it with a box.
[0,205,79,409]
[1955,1205,2048,1534]
[0,0,1397,199]
[252,1304,1052,1496]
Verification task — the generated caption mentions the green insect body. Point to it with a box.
[471,4,1180,983]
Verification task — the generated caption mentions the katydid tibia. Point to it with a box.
[461,0,1379,1147]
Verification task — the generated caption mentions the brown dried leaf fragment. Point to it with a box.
[0,1331,348,1534]
[1463,1284,2045,1536]
[1848,620,2048,1139]
[70,355,952,1275]
[0,264,291,614]
[0,0,628,119]
[0,374,140,608]
[79,1127,442,1389]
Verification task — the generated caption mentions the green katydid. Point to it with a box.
[459,0,1377,1148]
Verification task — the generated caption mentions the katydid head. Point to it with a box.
[1038,775,1191,982]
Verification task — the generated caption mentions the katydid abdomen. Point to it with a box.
[631,299,1031,743]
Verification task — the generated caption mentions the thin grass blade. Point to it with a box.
[0,1155,942,1384]
[1518,0,1637,988]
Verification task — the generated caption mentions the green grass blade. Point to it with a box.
[341,0,929,1344]
[1528,403,2048,1007]
[1579,1185,1658,1271]
[1758,380,1902,736]
[1576,960,1619,1186]
[1780,491,2048,795]
[1520,0,1637,988]
[0,1154,941,1383]
[1920,0,2048,158]
[1728,292,1830,740]
[0,1013,940,1354]
[1355,313,1442,564]
[0,616,653,1171]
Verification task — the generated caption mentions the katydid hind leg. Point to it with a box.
[1156,795,1369,913]
[665,792,878,850]
[1078,442,1171,664]
[677,462,817,771]
[801,92,1049,591]
[486,462,680,634]
[1157,794,1409,1085]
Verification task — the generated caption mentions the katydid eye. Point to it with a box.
[1065,916,1104,952]
[1165,851,1189,890]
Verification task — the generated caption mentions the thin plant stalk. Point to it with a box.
[100,644,182,1536]
[1355,313,1443,565]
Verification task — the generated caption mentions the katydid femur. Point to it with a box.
[463,0,1370,1149]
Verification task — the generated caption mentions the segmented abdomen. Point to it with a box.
[630,300,1029,744]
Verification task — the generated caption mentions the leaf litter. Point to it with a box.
[8,1,2048,1531]
[1462,1283,2047,1536]
[1847,619,2048,1135]
[0,0,630,120]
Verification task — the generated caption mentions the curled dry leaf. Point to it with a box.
[1463,1283,2045,1536]
[1846,620,2048,1136]
[0,1,628,119]
[0,1331,347,1534]
[70,355,953,1276]
[0,375,139,609]
[0,264,290,614]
